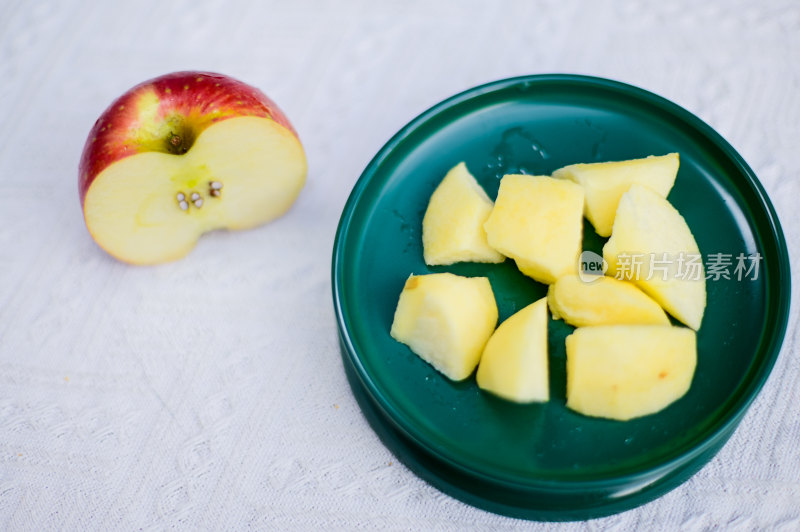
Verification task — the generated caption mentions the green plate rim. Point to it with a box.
[338,335,738,521]
[332,74,791,494]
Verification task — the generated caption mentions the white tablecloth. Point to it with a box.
[1,0,798,529]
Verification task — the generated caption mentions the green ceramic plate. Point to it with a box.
[332,75,790,520]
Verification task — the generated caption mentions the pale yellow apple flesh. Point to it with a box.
[566,325,697,420]
[603,184,706,330]
[390,273,498,381]
[83,116,307,265]
[483,175,584,284]
[548,274,670,327]
[476,297,549,403]
[422,162,504,265]
[553,153,678,237]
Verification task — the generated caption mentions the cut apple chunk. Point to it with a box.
[566,325,697,421]
[390,273,498,381]
[476,297,549,403]
[548,274,669,327]
[83,116,307,265]
[603,184,706,330]
[422,162,504,265]
[483,175,584,284]
[553,153,679,237]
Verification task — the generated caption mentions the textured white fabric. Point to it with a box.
[0,0,798,529]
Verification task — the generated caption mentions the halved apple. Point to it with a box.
[603,185,706,330]
[548,274,669,327]
[553,153,678,237]
[566,325,697,420]
[79,71,307,265]
[390,273,498,381]
[476,297,549,403]
[422,162,504,265]
[483,175,584,284]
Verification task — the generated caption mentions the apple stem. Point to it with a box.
[166,131,193,154]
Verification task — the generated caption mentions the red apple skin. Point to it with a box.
[78,71,299,207]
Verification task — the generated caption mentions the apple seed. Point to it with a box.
[176,192,186,201]
[194,198,204,208]
[178,200,189,211]
[210,181,223,190]
[190,192,201,201]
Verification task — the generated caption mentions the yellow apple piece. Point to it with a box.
[566,325,697,421]
[553,153,679,237]
[603,184,706,330]
[483,175,584,284]
[548,274,669,327]
[390,273,498,381]
[422,162,504,265]
[476,297,549,403]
